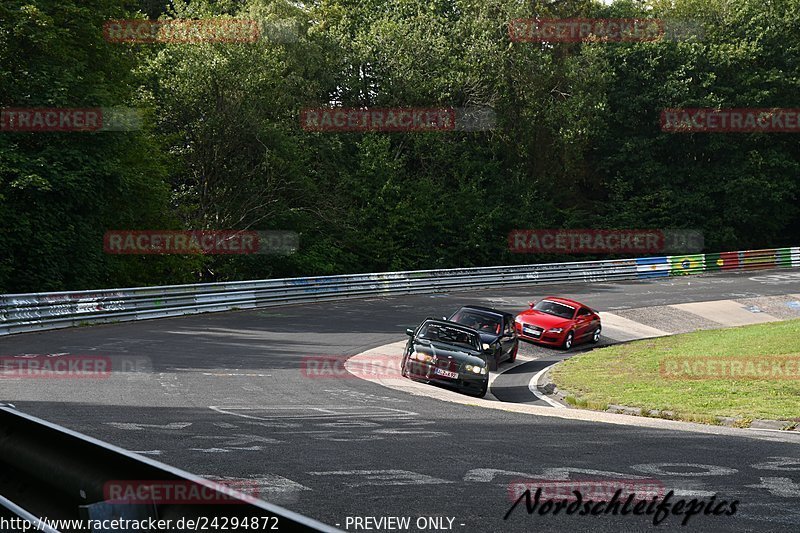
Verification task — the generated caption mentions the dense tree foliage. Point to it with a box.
[0,0,797,291]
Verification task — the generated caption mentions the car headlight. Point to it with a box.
[547,328,564,333]
[465,364,487,375]
[411,351,433,363]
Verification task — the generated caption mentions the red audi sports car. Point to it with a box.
[515,297,601,350]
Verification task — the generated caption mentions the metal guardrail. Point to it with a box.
[0,247,797,336]
[0,406,340,532]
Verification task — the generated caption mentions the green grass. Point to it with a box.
[552,319,800,423]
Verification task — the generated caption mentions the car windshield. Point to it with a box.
[533,300,575,320]
[417,322,480,350]
[449,310,502,335]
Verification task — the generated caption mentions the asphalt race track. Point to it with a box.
[3,269,800,532]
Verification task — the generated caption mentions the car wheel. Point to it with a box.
[509,343,518,363]
[591,328,601,344]
[563,331,574,350]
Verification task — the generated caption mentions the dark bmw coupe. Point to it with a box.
[401,319,490,398]
[448,305,518,371]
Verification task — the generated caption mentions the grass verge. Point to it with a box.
[552,319,800,422]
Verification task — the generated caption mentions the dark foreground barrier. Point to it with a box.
[0,407,339,533]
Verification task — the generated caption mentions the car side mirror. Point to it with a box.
[406,328,414,336]
[528,301,535,309]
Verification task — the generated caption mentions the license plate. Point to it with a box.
[434,368,458,379]
[523,326,541,337]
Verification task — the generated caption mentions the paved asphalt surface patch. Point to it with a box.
[2,270,800,532]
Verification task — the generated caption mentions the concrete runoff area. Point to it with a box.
[670,300,780,326]
[597,312,669,341]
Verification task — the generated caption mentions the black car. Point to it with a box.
[401,319,490,398]
[448,306,518,371]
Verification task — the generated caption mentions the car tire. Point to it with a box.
[473,382,488,398]
[563,331,574,350]
[509,343,518,363]
[591,328,601,344]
